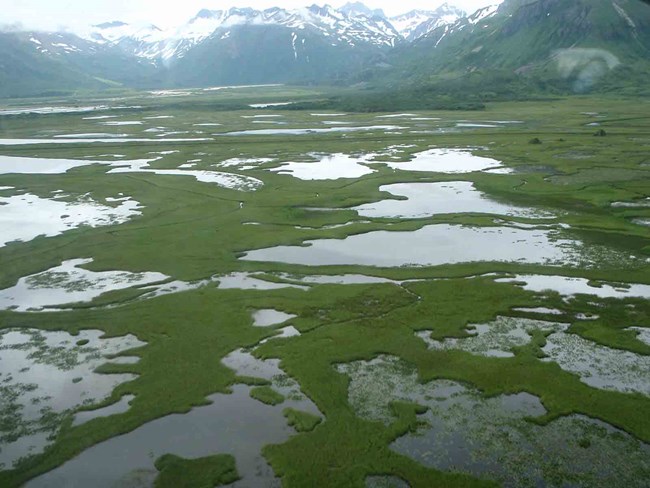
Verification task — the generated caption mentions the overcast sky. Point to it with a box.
[1,0,502,31]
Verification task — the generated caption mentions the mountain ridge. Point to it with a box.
[1,0,649,99]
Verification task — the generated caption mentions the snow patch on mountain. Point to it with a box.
[391,3,465,41]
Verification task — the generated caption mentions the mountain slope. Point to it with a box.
[84,5,402,64]
[168,22,389,86]
[384,0,650,94]
[3,1,650,99]
[0,32,113,97]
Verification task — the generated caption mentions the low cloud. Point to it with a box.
[553,48,621,93]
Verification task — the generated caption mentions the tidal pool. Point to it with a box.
[496,275,650,299]
[0,259,168,312]
[252,309,297,327]
[241,224,594,268]
[352,182,552,219]
[0,329,144,468]
[382,148,503,173]
[0,193,142,247]
[338,355,650,487]
[270,153,377,180]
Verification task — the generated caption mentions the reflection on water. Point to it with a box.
[30,349,320,487]
[0,259,168,312]
[0,329,144,468]
[0,193,142,247]
[353,182,553,219]
[496,274,650,299]
[383,148,503,173]
[241,224,617,268]
[252,309,296,327]
[271,153,377,180]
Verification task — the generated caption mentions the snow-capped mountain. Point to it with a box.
[422,3,499,48]
[390,3,465,41]
[78,4,406,64]
[3,0,649,98]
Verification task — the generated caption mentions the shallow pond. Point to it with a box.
[0,193,142,247]
[241,224,600,268]
[0,155,153,174]
[0,258,168,312]
[0,154,261,191]
[270,153,377,180]
[382,148,503,173]
[29,350,319,487]
[496,274,650,299]
[252,309,297,327]
[352,182,553,219]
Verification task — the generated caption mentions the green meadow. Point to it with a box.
[0,86,649,486]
